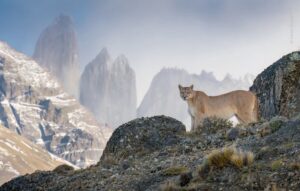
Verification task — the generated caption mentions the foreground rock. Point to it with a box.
[0,125,73,185]
[250,51,300,120]
[80,48,137,128]
[1,116,299,190]
[0,41,111,167]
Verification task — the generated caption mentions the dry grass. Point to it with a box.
[199,146,254,175]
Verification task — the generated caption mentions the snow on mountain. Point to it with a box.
[0,125,72,185]
[137,68,254,130]
[33,14,80,98]
[0,41,112,168]
[80,48,137,128]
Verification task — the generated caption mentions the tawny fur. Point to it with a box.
[179,85,258,131]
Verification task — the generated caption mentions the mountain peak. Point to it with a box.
[93,47,112,66]
[54,14,73,26]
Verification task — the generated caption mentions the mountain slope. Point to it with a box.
[0,125,72,185]
[80,48,136,128]
[0,41,111,167]
[33,14,80,98]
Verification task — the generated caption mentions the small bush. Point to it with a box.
[161,166,189,176]
[194,117,233,134]
[271,159,283,171]
[269,116,287,132]
[53,164,74,175]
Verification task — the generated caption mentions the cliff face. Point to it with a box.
[33,15,80,98]
[80,49,136,128]
[0,41,111,168]
[250,52,300,120]
[138,68,253,129]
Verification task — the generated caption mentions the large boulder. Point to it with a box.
[250,51,300,119]
[100,116,186,163]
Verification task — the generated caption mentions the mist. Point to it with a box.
[0,0,300,104]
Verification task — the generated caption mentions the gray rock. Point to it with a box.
[250,51,300,120]
[80,48,137,128]
[100,116,186,163]
[33,14,80,98]
[226,128,240,140]
[0,41,111,167]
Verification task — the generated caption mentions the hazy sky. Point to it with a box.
[0,0,299,103]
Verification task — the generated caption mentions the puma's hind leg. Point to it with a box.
[236,112,252,124]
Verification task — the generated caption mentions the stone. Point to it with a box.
[250,51,300,120]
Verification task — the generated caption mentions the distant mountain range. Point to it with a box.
[138,68,254,129]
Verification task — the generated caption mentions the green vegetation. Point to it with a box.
[271,159,283,171]
[161,166,189,176]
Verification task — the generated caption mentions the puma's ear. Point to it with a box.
[190,85,194,90]
[178,84,182,89]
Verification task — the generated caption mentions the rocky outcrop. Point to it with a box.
[250,51,300,120]
[101,116,185,163]
[1,115,299,190]
[138,68,253,129]
[80,48,136,128]
[33,14,80,98]
[0,41,111,167]
[0,125,73,185]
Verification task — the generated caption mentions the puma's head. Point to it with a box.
[178,84,194,100]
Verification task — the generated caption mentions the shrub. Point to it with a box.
[161,166,189,176]
[53,164,74,175]
[271,159,283,171]
[194,117,233,134]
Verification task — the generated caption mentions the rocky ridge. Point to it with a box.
[1,115,299,190]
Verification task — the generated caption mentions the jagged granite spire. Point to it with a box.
[80,49,137,128]
[33,14,80,98]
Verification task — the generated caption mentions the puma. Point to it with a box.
[179,85,258,131]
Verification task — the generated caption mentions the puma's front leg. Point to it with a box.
[191,116,195,131]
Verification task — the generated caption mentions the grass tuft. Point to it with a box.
[199,146,254,173]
